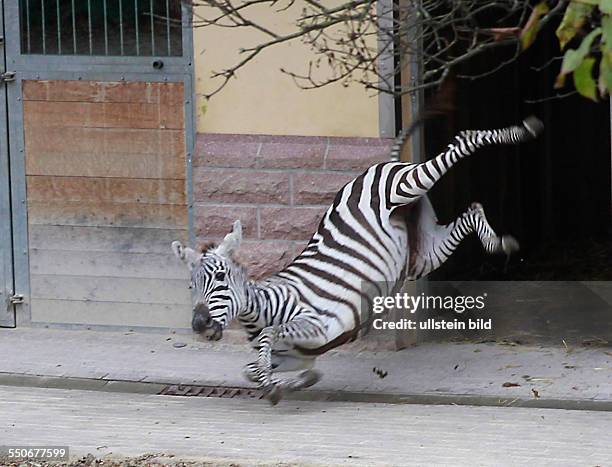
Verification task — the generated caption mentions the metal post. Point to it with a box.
[395,0,427,349]
[377,0,395,138]
[409,1,424,163]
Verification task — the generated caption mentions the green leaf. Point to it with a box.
[556,2,594,49]
[598,52,612,95]
[599,36,612,95]
[602,15,612,44]
[559,27,602,75]
[520,2,550,50]
[600,0,612,14]
[573,56,597,100]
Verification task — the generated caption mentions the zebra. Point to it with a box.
[172,116,543,404]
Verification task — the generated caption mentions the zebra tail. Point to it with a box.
[388,109,444,161]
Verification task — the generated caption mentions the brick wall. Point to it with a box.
[193,134,393,278]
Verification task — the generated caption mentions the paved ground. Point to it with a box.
[1,327,611,405]
[2,385,612,466]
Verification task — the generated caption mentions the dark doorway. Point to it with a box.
[426,25,611,282]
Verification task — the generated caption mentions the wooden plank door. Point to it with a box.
[21,80,191,328]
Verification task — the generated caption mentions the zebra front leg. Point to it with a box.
[388,116,543,207]
[253,319,327,404]
[408,201,518,279]
[253,326,278,391]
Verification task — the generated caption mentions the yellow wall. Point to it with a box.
[193,4,380,137]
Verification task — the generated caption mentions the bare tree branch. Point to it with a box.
[191,0,568,99]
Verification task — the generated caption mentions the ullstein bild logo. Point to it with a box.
[370,293,492,331]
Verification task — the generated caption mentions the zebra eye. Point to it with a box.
[215,271,226,281]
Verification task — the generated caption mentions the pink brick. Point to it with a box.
[193,134,260,168]
[235,240,296,279]
[194,168,290,204]
[292,171,358,205]
[326,137,392,170]
[259,206,326,241]
[293,241,310,257]
[258,136,327,169]
[195,205,258,239]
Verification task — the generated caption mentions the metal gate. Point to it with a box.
[1,4,16,327]
[3,0,195,328]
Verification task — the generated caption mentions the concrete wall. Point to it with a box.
[192,4,381,137]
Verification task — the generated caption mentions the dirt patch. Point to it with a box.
[0,453,302,467]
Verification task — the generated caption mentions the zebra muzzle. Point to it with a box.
[192,303,212,331]
[204,322,223,341]
[192,303,223,341]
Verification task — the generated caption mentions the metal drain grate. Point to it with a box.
[159,384,265,399]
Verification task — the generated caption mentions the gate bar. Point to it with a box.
[166,0,171,56]
[135,0,140,55]
[25,0,31,53]
[41,0,46,54]
[103,0,109,55]
[71,0,76,54]
[150,0,155,55]
[87,0,93,55]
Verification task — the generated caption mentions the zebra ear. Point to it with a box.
[171,241,201,270]
[215,220,242,257]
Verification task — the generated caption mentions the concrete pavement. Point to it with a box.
[0,327,611,407]
[1,385,611,466]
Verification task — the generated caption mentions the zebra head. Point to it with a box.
[171,220,248,341]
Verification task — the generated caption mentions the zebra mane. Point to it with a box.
[198,241,250,279]
[198,242,217,253]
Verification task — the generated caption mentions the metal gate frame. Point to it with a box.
[0,2,16,327]
[2,0,196,326]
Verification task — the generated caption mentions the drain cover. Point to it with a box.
[159,384,265,399]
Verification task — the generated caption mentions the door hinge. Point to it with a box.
[9,294,24,305]
[1,71,16,83]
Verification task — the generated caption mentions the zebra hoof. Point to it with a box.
[265,385,284,406]
[469,202,483,212]
[522,116,544,138]
[501,235,520,255]
[298,369,322,389]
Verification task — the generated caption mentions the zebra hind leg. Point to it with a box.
[265,369,323,405]
[388,117,543,208]
[407,200,519,279]
[468,202,519,256]
[243,356,321,405]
